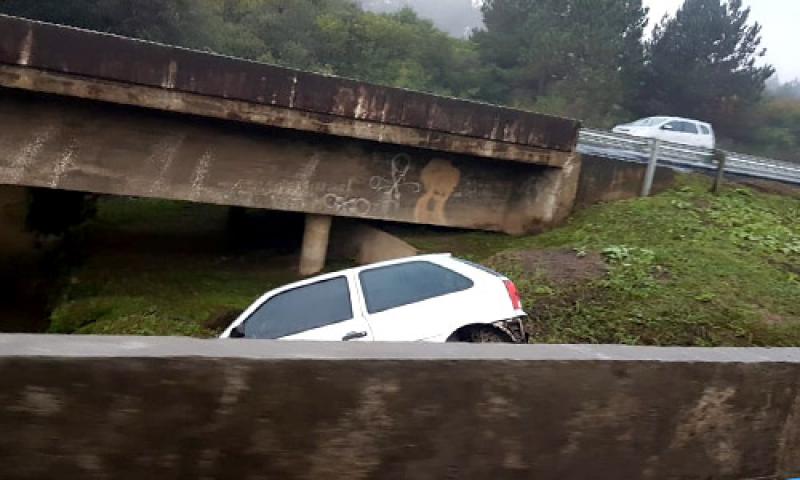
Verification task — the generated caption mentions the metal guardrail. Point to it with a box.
[577,128,800,185]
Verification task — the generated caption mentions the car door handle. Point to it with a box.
[342,331,368,341]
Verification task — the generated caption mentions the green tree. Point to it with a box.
[641,0,774,139]
[316,7,482,95]
[737,98,800,162]
[0,0,219,47]
[771,79,800,100]
[0,0,481,97]
[211,0,362,70]
[474,0,648,126]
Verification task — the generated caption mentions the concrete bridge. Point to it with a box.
[0,15,584,272]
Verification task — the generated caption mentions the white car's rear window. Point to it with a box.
[360,261,473,314]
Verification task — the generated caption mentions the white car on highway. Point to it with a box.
[221,254,528,343]
[612,116,715,149]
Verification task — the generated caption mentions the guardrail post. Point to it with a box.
[641,139,660,197]
[711,149,727,195]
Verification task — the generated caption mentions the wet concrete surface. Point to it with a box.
[0,336,798,479]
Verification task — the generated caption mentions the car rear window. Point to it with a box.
[681,122,699,134]
[243,277,352,339]
[700,125,711,135]
[360,261,473,314]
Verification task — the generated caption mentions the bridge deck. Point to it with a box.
[0,15,583,266]
[0,15,579,164]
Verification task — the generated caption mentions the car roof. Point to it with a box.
[349,253,454,275]
[279,254,456,290]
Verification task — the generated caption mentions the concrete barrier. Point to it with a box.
[575,154,676,209]
[1,335,799,479]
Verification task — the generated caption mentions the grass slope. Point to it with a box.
[407,176,800,346]
[49,199,301,337]
[50,176,800,346]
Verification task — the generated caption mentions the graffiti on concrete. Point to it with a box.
[370,153,421,202]
[324,194,372,216]
[414,159,461,225]
[6,124,58,184]
[222,178,314,212]
[267,193,307,212]
[148,134,185,194]
[190,151,213,200]
[49,139,78,188]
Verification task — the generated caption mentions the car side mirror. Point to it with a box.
[661,124,674,131]
[230,324,246,338]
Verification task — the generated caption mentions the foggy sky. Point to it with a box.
[645,0,797,80]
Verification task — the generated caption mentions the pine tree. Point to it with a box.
[641,0,774,138]
[474,0,648,126]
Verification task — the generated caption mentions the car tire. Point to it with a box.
[449,326,513,344]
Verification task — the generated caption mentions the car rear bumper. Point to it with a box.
[493,317,529,344]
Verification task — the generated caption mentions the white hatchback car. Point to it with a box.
[221,254,528,343]
[612,116,715,149]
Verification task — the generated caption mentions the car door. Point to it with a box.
[657,120,684,144]
[239,274,373,342]
[356,260,477,342]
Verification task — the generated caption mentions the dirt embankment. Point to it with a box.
[490,249,608,286]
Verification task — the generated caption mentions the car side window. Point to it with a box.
[681,122,699,134]
[700,125,710,135]
[360,261,474,314]
[243,277,352,339]
[661,121,680,131]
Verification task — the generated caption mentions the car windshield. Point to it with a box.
[630,117,668,127]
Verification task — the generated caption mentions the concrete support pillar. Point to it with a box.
[504,153,582,235]
[299,214,332,276]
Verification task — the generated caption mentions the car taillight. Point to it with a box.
[504,280,522,310]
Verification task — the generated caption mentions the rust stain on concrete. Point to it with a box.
[11,386,63,417]
[778,390,800,477]
[670,387,740,475]
[414,159,461,225]
[307,381,399,479]
[16,27,33,66]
